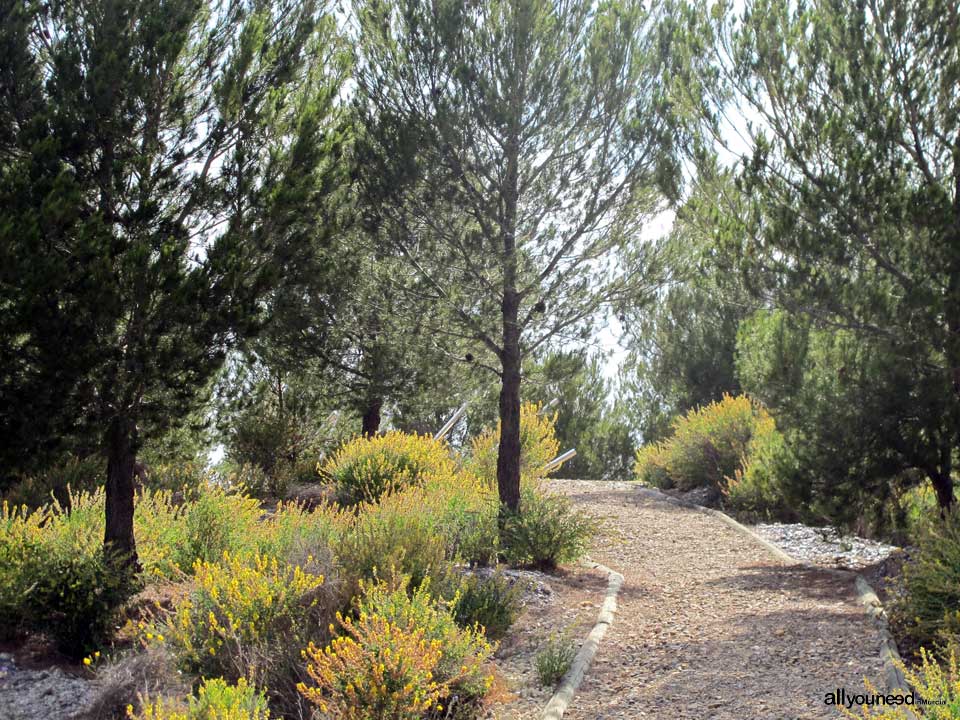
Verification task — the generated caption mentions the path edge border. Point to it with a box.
[540,559,625,720]
[633,485,911,696]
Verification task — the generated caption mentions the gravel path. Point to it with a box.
[549,480,885,720]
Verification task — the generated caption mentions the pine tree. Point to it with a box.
[353,0,678,512]
[0,0,347,568]
[672,0,960,509]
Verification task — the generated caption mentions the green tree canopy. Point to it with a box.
[352,0,678,511]
[671,0,960,508]
[0,0,347,567]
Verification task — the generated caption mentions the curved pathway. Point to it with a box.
[550,480,885,720]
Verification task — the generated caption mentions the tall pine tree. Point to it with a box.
[0,0,347,568]
[353,0,678,512]
[671,0,960,508]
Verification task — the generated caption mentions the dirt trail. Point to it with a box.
[550,480,884,720]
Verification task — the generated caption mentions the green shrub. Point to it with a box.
[338,490,448,592]
[468,402,562,487]
[142,462,209,494]
[131,677,270,720]
[255,500,348,565]
[535,632,577,687]
[500,485,597,570]
[129,484,264,580]
[722,413,798,520]
[321,431,457,506]
[27,546,131,657]
[356,577,494,706]
[420,476,499,567]
[169,485,263,573]
[0,491,130,657]
[448,571,524,640]
[3,455,102,510]
[633,394,784,494]
[841,648,960,719]
[228,409,307,475]
[162,552,334,718]
[892,510,960,653]
[887,481,957,544]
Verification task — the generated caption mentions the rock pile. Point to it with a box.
[751,522,900,569]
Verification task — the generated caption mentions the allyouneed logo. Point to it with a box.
[824,688,946,710]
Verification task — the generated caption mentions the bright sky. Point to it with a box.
[592,208,676,384]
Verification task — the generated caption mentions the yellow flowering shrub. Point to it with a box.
[467,403,561,488]
[0,500,49,632]
[633,443,670,488]
[338,471,499,590]
[633,394,780,493]
[163,552,325,680]
[255,500,349,564]
[130,677,269,720]
[841,648,960,718]
[300,577,494,718]
[321,431,458,506]
[299,616,445,719]
[0,491,127,656]
[338,489,448,591]
[365,577,494,701]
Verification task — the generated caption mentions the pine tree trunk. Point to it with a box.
[104,416,139,571]
[496,120,522,515]
[932,471,954,515]
[946,227,959,513]
[361,396,383,437]
[497,326,522,513]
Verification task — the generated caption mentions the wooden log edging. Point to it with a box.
[632,485,912,697]
[540,559,624,720]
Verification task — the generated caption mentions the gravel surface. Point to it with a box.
[0,655,92,720]
[492,564,609,719]
[545,480,885,720]
[750,523,900,570]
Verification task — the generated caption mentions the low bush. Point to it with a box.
[468,403,561,487]
[321,431,457,506]
[130,677,270,720]
[338,490,448,592]
[0,491,130,656]
[500,485,597,570]
[3,455,102,510]
[83,645,190,720]
[841,648,960,719]
[633,394,785,496]
[299,577,494,719]
[535,632,576,687]
[448,571,524,640]
[892,510,960,653]
[161,552,334,718]
[722,413,798,521]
